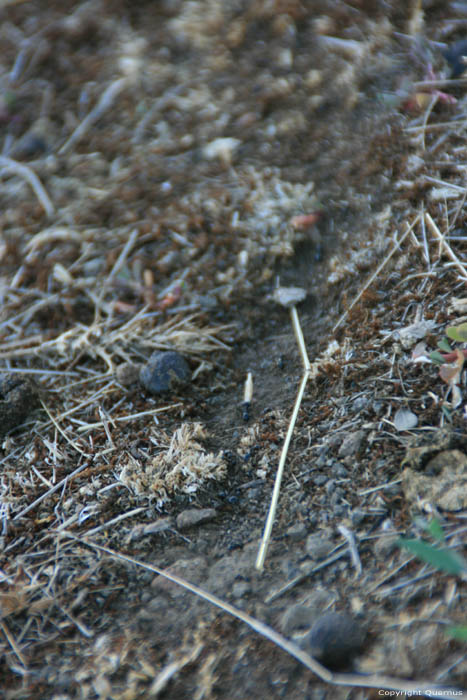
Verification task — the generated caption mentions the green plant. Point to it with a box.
[398,518,467,641]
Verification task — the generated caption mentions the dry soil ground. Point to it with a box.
[0,1,466,699]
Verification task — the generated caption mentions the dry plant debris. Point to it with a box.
[119,422,227,507]
[0,1,466,698]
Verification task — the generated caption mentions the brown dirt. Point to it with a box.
[0,2,466,699]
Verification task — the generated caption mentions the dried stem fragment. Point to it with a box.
[0,155,55,217]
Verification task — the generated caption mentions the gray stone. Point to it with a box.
[351,395,369,413]
[332,463,349,478]
[305,533,334,560]
[176,508,217,530]
[286,522,307,541]
[116,362,140,387]
[232,580,250,598]
[338,430,366,458]
[139,350,190,394]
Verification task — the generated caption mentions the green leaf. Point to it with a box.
[397,538,467,576]
[430,351,446,365]
[446,323,467,342]
[427,518,446,543]
[447,324,467,342]
[438,337,452,352]
[446,625,467,641]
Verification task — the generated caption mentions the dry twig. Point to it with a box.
[58,77,128,155]
[425,211,467,282]
[0,155,55,217]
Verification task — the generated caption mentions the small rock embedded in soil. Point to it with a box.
[338,430,366,458]
[305,533,334,560]
[139,350,190,395]
[176,508,217,530]
[232,580,250,598]
[302,611,366,669]
[286,522,307,541]
[0,374,40,438]
[116,362,141,387]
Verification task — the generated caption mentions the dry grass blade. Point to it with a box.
[58,77,128,155]
[255,371,309,571]
[0,155,55,217]
[256,305,311,571]
[0,619,27,668]
[62,534,462,699]
[13,462,89,521]
[149,642,203,695]
[39,398,90,457]
[425,211,467,282]
[75,404,183,432]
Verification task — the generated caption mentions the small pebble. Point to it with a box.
[302,612,366,669]
[286,522,307,541]
[116,362,140,387]
[232,580,250,598]
[338,430,366,458]
[394,407,418,432]
[332,463,349,478]
[305,533,334,560]
[176,508,217,531]
[351,395,368,413]
[139,350,190,395]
